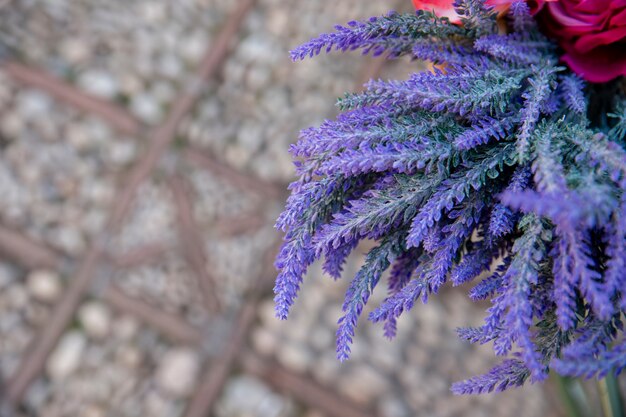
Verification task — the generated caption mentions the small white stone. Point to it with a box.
[47,331,86,380]
[26,270,62,303]
[156,348,200,398]
[310,355,339,385]
[17,91,52,118]
[1,112,24,138]
[157,54,183,79]
[144,390,169,416]
[267,9,289,36]
[236,122,263,153]
[119,74,144,95]
[60,39,89,64]
[108,141,137,165]
[78,70,119,99]
[139,3,166,23]
[246,66,271,91]
[65,125,90,151]
[219,376,291,417]
[180,33,206,63]
[277,343,311,373]
[339,366,389,405]
[53,227,85,255]
[378,397,411,417]
[78,302,111,339]
[251,327,278,356]
[151,82,175,104]
[130,94,162,124]
[224,145,251,170]
[86,181,113,205]
[83,405,106,417]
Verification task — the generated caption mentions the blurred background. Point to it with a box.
[0,1,567,416]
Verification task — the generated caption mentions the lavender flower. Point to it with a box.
[275,0,626,395]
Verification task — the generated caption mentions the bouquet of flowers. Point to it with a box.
[274,0,626,400]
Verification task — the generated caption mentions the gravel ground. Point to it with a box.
[24,308,198,417]
[252,255,558,417]
[0,1,569,416]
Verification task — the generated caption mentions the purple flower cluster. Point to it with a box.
[275,0,626,394]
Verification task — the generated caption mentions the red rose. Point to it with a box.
[538,0,626,83]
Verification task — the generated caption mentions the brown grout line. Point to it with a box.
[214,212,266,238]
[107,0,256,231]
[3,0,257,405]
[240,351,376,417]
[184,146,286,200]
[0,225,65,271]
[1,62,144,136]
[183,302,256,417]
[167,174,221,313]
[182,235,281,417]
[5,245,103,403]
[109,243,169,269]
[102,286,202,345]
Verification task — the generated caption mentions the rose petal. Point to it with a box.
[561,44,626,82]
[412,0,461,23]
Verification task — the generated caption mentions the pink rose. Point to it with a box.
[538,0,626,83]
[411,0,544,24]
[412,0,463,23]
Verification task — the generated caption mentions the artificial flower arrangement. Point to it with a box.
[274,0,626,401]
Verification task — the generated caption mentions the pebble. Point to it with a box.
[157,54,183,79]
[277,342,312,373]
[1,112,24,138]
[65,124,91,151]
[78,301,111,339]
[310,355,340,385]
[379,397,411,417]
[119,73,144,95]
[17,90,51,117]
[246,66,271,91]
[156,348,200,398]
[217,376,291,417]
[83,405,106,417]
[144,390,171,417]
[180,33,206,63]
[26,269,62,303]
[47,331,87,380]
[139,3,166,24]
[53,226,86,255]
[108,140,137,166]
[60,39,90,64]
[339,365,388,405]
[251,327,278,356]
[130,94,162,124]
[224,145,251,170]
[78,70,119,99]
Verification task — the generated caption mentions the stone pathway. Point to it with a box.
[0,1,572,416]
